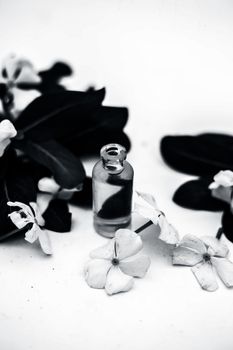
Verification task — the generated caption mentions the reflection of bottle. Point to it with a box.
[92,143,134,238]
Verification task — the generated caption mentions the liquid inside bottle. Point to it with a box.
[92,143,134,238]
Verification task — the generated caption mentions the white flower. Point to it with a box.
[38,177,82,199]
[209,170,233,189]
[1,54,41,116]
[7,201,52,255]
[0,119,17,156]
[134,191,179,244]
[209,170,233,204]
[172,234,233,291]
[1,54,41,87]
[84,229,150,295]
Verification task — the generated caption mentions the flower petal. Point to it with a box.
[120,254,150,277]
[16,61,41,84]
[90,239,115,260]
[2,55,41,85]
[191,262,218,291]
[135,191,158,209]
[105,266,134,295]
[7,201,34,218]
[0,139,10,157]
[134,203,159,224]
[2,54,19,81]
[25,223,39,243]
[8,211,30,229]
[38,229,52,255]
[133,191,161,224]
[172,246,203,266]
[38,177,61,194]
[115,229,143,260]
[84,259,112,289]
[134,197,179,245]
[158,215,179,244]
[201,236,229,257]
[212,170,233,188]
[29,202,45,227]
[208,182,218,189]
[212,257,233,288]
[0,120,17,142]
[179,234,207,254]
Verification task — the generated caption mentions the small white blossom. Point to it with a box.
[172,234,233,291]
[84,229,150,295]
[1,54,41,116]
[134,191,179,244]
[7,201,52,255]
[209,170,233,189]
[209,170,233,204]
[0,119,17,156]
[2,54,41,87]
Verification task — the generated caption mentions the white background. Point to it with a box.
[0,1,233,349]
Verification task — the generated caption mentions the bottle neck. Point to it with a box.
[100,144,126,175]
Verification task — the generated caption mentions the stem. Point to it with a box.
[216,227,223,240]
[135,220,153,234]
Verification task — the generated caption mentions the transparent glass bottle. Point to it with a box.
[92,143,134,238]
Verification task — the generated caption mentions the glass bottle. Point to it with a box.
[92,143,134,238]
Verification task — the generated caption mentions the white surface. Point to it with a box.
[1,1,233,349]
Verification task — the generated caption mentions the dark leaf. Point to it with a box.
[18,157,51,183]
[0,148,15,179]
[90,106,128,132]
[61,106,130,155]
[15,88,106,141]
[161,134,233,177]
[70,177,92,208]
[15,139,85,189]
[222,209,233,243]
[43,199,72,232]
[199,133,233,148]
[0,153,37,241]
[64,130,130,156]
[173,178,227,211]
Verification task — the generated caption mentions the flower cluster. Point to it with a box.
[1,54,233,297]
[0,53,130,245]
[85,188,233,295]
